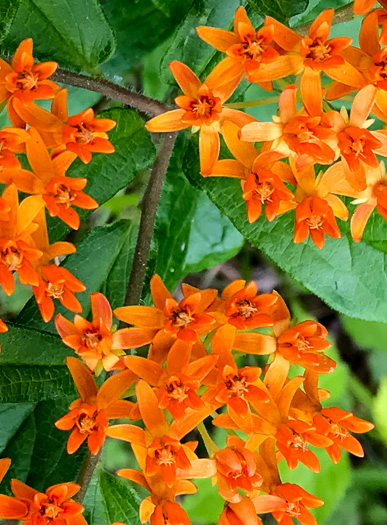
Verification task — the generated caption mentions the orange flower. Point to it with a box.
[353,0,378,14]
[55,292,132,374]
[0,458,10,484]
[275,420,333,473]
[124,339,217,420]
[209,122,295,222]
[196,7,280,84]
[215,436,262,503]
[145,60,254,174]
[13,88,116,163]
[0,128,98,229]
[313,407,374,463]
[294,196,341,249]
[55,357,135,454]
[250,10,359,115]
[346,160,387,242]
[114,274,217,363]
[0,38,59,127]
[270,483,324,525]
[0,127,29,168]
[220,497,263,525]
[108,380,215,489]
[222,279,277,330]
[142,501,191,525]
[241,85,336,171]
[0,184,44,295]
[0,480,87,524]
[277,320,335,373]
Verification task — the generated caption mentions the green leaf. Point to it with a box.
[0,0,20,45]
[0,365,76,403]
[49,108,155,242]
[183,142,387,323]
[101,0,180,77]
[17,220,132,332]
[84,468,141,525]
[182,478,224,524]
[373,377,387,445]
[1,0,115,72]
[0,403,35,453]
[151,0,194,21]
[160,0,242,84]
[248,0,308,23]
[153,136,243,289]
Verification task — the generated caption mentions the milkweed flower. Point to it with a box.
[0,479,87,524]
[123,338,217,419]
[241,85,336,171]
[114,274,217,363]
[269,483,324,525]
[0,38,59,127]
[55,357,135,454]
[0,128,98,230]
[56,292,134,374]
[196,7,280,86]
[13,88,117,163]
[0,184,44,295]
[145,60,254,174]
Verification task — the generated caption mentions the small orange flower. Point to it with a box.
[145,61,254,174]
[0,127,29,168]
[215,436,262,503]
[221,497,263,525]
[0,185,44,295]
[223,280,277,330]
[270,483,324,525]
[313,407,374,463]
[124,339,217,419]
[114,274,217,362]
[55,292,130,374]
[197,7,280,84]
[55,357,135,454]
[277,320,335,373]
[0,480,87,524]
[0,38,59,127]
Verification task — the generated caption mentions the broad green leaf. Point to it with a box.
[0,403,35,453]
[151,0,194,21]
[1,0,116,72]
[104,224,138,310]
[160,0,242,83]
[101,0,179,77]
[153,136,243,290]
[183,143,387,322]
[0,365,76,403]
[17,220,132,332]
[373,377,387,445]
[248,0,307,23]
[49,108,155,242]
[0,0,20,45]
[84,468,141,525]
[279,448,351,523]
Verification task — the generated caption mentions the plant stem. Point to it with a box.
[125,132,177,306]
[297,2,354,35]
[73,450,101,503]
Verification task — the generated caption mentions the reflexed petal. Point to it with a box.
[221,121,257,168]
[301,68,322,116]
[199,125,220,175]
[196,26,238,52]
[240,121,282,142]
[66,356,98,401]
[146,109,188,132]
[90,292,112,329]
[351,203,375,242]
[169,61,201,98]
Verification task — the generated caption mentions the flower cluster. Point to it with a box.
[17,274,372,525]
[0,39,116,329]
[147,6,387,248]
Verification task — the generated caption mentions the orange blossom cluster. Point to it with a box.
[0,275,370,525]
[146,5,387,249]
[0,38,116,332]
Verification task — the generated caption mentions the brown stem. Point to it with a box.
[125,132,177,306]
[73,450,101,503]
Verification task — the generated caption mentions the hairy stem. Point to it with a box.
[125,132,177,306]
[74,450,101,504]
[297,2,354,35]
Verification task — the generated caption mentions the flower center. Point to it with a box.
[306,215,324,230]
[225,374,249,397]
[242,38,265,61]
[256,180,274,202]
[166,379,189,403]
[46,281,64,299]
[1,246,22,271]
[294,335,312,352]
[292,434,309,452]
[156,446,176,466]
[286,502,301,517]
[15,71,38,91]
[83,331,102,349]
[171,308,193,327]
[77,411,98,434]
[192,95,218,119]
[306,40,331,62]
[236,299,258,319]
[329,422,348,441]
[41,502,62,519]
[75,125,94,144]
[53,184,75,206]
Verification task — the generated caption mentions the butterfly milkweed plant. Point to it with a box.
[3,0,387,524]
